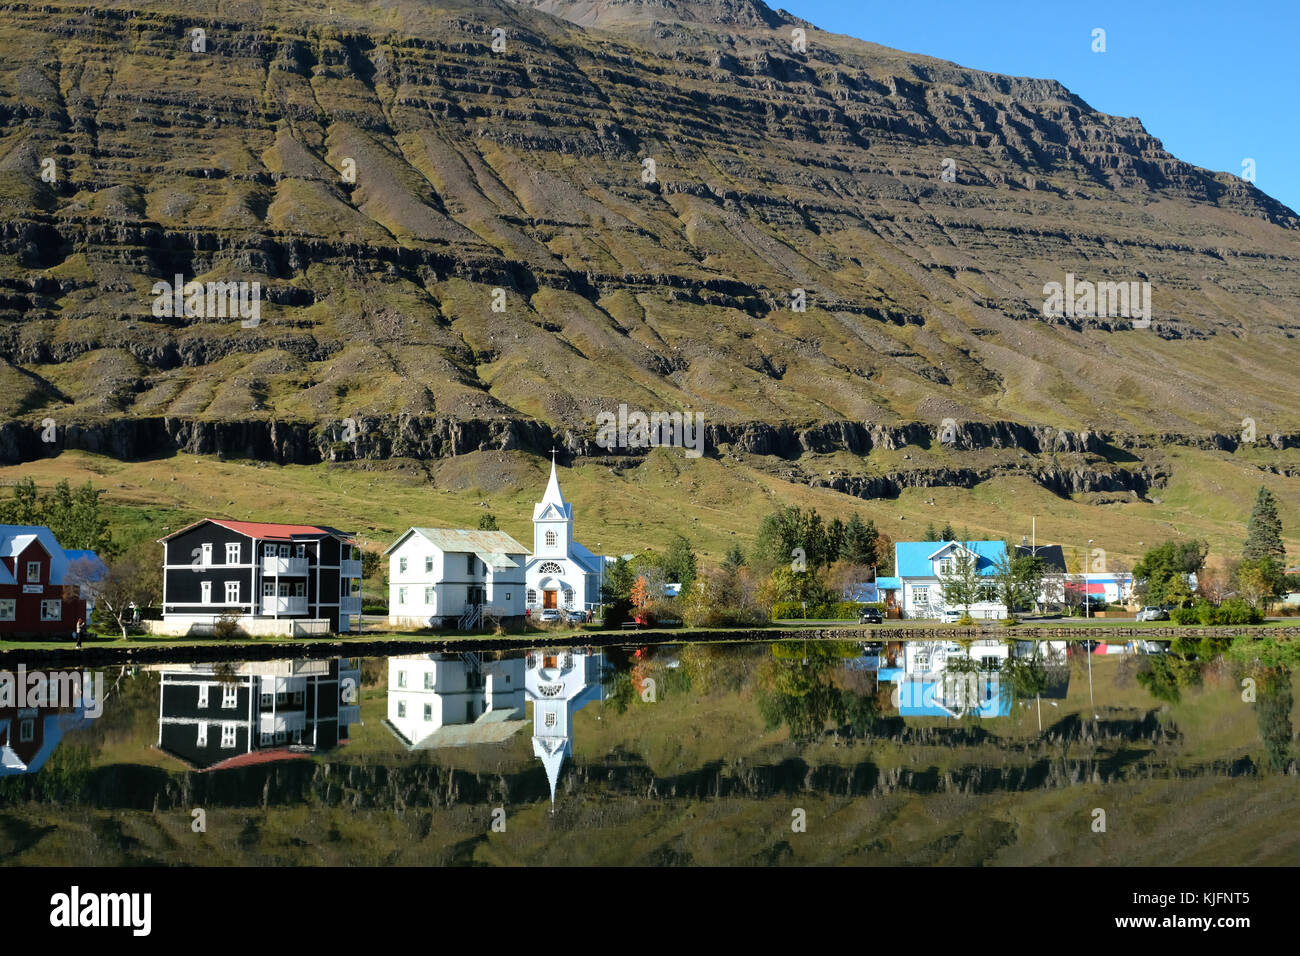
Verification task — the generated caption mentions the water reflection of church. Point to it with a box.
[153,658,362,770]
[383,648,604,804]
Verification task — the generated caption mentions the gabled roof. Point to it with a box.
[1015,544,1067,573]
[895,540,1006,578]
[0,525,94,586]
[157,519,353,543]
[385,527,528,560]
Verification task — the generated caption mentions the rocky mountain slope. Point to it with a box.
[2,0,1299,476]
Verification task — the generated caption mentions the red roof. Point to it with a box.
[159,519,352,543]
[203,748,314,771]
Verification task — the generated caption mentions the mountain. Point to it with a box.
[1,0,1299,474]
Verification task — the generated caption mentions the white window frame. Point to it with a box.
[399,557,407,574]
[545,531,556,547]
[397,670,407,688]
[424,703,433,722]
[224,581,239,604]
[397,701,406,718]
[201,543,212,566]
[198,684,209,708]
[25,560,40,583]
[220,723,237,748]
[913,586,930,605]
[222,684,238,709]
[225,543,240,564]
[425,556,433,573]
[262,581,275,597]
[197,722,208,747]
[201,581,212,604]
[264,543,276,557]
[398,587,407,605]
[295,543,306,559]
[424,671,435,690]
[424,586,435,604]
[0,599,14,621]
[41,600,61,621]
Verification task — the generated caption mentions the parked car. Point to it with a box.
[1136,639,1171,655]
[562,608,587,624]
[537,608,560,623]
[858,607,883,624]
[940,609,963,623]
[1136,605,1169,622]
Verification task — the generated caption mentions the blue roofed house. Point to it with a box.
[893,540,1008,620]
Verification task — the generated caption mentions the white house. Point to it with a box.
[385,528,528,629]
[524,456,606,615]
[887,540,1009,620]
[383,653,528,749]
[525,647,604,805]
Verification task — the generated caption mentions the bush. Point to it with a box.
[213,612,246,640]
[1172,599,1264,626]
[1170,606,1198,625]
[771,601,879,620]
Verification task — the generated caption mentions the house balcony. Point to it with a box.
[339,559,363,578]
[263,556,309,576]
[339,596,362,614]
[262,596,308,616]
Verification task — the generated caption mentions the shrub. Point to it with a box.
[1170,606,1198,625]
[1172,599,1264,626]
[771,601,878,620]
[213,612,246,640]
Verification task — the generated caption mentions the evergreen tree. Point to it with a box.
[722,545,746,573]
[663,535,698,588]
[477,513,499,531]
[923,522,938,542]
[940,522,955,542]
[840,513,878,565]
[1243,487,1285,563]
[0,477,40,524]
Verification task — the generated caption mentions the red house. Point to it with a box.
[0,526,106,639]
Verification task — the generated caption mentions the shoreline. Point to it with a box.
[2,623,1296,667]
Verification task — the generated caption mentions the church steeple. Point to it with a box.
[533,449,573,523]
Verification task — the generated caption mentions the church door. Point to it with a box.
[543,589,557,609]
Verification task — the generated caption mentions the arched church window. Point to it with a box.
[539,562,564,575]
[545,531,556,547]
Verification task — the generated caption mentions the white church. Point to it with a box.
[524,455,606,616]
[525,647,604,805]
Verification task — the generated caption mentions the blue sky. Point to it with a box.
[783,0,1300,213]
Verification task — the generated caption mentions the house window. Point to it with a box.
[278,582,289,597]
[545,531,556,547]
[198,684,209,708]
[425,556,433,573]
[279,544,290,558]
[504,592,511,601]
[397,670,407,688]
[424,703,433,722]
[197,722,208,747]
[294,582,305,597]
[260,731,272,745]
[220,723,237,748]
[399,557,408,574]
[275,730,286,744]
[424,671,435,690]
[295,544,306,559]
[913,586,930,605]
[527,589,537,605]
[201,543,212,566]
[222,684,238,708]
[201,581,212,604]
[467,554,475,575]
[264,543,276,557]
[263,582,275,597]
[226,543,240,564]
[19,719,34,742]
[424,586,435,604]
[225,581,239,604]
[25,561,41,582]
[398,587,408,605]
[41,600,61,621]
[397,701,407,718]
[292,690,304,706]
[0,600,14,621]
[938,559,952,575]
[261,691,273,708]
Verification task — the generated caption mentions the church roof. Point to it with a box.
[533,456,573,521]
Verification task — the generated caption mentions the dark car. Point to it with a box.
[858,607,883,624]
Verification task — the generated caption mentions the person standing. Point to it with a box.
[75,617,86,650]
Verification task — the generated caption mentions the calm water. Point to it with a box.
[1,638,1295,866]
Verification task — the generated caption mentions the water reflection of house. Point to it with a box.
[154,658,361,770]
[525,648,604,805]
[880,640,1013,718]
[0,674,97,776]
[383,653,528,749]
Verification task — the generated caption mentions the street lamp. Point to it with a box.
[1085,539,1094,619]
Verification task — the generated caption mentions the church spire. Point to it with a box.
[533,447,572,520]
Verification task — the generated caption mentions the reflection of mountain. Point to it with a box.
[0,676,96,775]
[153,659,361,770]
[384,653,528,749]
[525,648,604,805]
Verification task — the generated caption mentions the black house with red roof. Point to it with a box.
[158,519,363,634]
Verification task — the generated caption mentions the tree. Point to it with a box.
[940,522,955,542]
[991,548,1043,621]
[0,477,40,524]
[826,518,846,564]
[1243,486,1285,564]
[630,576,650,610]
[663,534,697,588]
[477,513,499,531]
[754,506,837,569]
[1235,558,1287,610]
[938,546,980,620]
[840,513,878,565]
[67,548,160,639]
[721,545,746,574]
[923,522,938,542]
[1134,539,1208,606]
